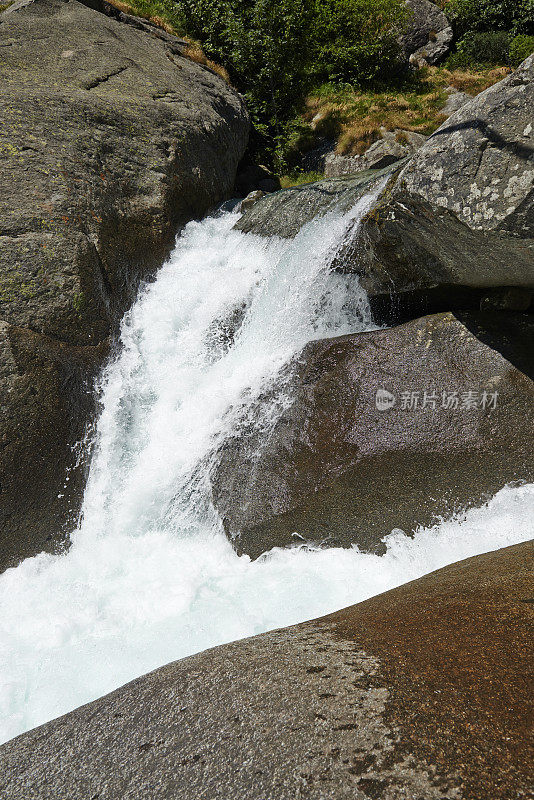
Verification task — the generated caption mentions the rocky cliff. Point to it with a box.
[0,0,249,569]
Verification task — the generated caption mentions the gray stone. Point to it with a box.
[399,55,534,234]
[0,542,531,800]
[325,152,366,178]
[325,129,427,178]
[442,88,471,115]
[401,0,453,65]
[211,313,534,558]
[352,57,534,309]
[240,190,265,213]
[0,0,249,569]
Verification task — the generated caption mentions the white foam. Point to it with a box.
[0,193,532,745]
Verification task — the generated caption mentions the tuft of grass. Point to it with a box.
[302,65,509,156]
[180,40,230,83]
[0,1,14,10]
[106,0,182,34]
[431,65,510,94]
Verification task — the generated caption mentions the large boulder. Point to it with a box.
[400,0,453,65]
[355,56,534,312]
[0,0,249,569]
[0,541,531,799]
[397,56,534,236]
[211,313,534,558]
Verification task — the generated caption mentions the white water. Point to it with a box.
[0,193,533,745]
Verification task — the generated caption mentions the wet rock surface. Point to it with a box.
[0,541,531,799]
[211,313,534,558]
[0,0,249,569]
[235,164,398,239]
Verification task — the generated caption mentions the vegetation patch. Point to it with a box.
[279,171,325,189]
[300,65,507,157]
[100,0,531,174]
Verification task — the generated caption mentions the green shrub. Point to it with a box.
[444,0,534,37]
[447,30,511,68]
[175,0,317,168]
[175,0,409,169]
[314,0,408,86]
[509,34,534,66]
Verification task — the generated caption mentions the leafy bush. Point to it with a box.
[314,0,408,85]
[175,0,317,167]
[509,34,534,67]
[175,0,409,168]
[447,31,511,68]
[444,0,534,38]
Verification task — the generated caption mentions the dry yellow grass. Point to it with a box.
[433,66,510,94]
[305,65,509,156]
[181,40,230,83]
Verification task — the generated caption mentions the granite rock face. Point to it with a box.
[211,313,534,558]
[0,0,249,569]
[0,541,531,800]
[399,55,534,234]
[354,56,534,311]
[401,0,453,65]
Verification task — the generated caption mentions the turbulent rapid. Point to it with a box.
[0,191,532,745]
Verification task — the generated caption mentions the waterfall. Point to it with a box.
[0,187,532,744]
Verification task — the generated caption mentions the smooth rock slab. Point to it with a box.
[211,312,534,558]
[0,542,531,799]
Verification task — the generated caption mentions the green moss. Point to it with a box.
[280,171,325,188]
[72,291,86,316]
[0,268,40,303]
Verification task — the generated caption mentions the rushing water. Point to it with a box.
[0,190,533,745]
